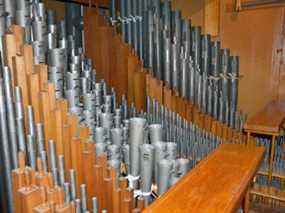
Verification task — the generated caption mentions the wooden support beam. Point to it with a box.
[55,109,64,156]
[13,55,30,108]
[35,64,48,91]
[22,44,35,75]
[9,25,24,55]
[29,73,41,123]
[40,91,52,151]
[204,0,220,36]
[62,125,72,172]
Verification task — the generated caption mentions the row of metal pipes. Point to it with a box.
[0,0,226,212]
[108,0,244,130]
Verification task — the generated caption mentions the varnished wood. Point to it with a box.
[39,91,52,152]
[244,100,285,135]
[35,64,48,91]
[33,203,54,212]
[133,68,146,111]
[9,25,24,55]
[18,186,44,213]
[29,73,41,123]
[22,44,34,75]
[204,0,220,36]
[250,184,285,202]
[3,33,17,87]
[13,55,30,108]
[62,125,71,172]
[55,109,64,156]
[127,53,140,106]
[144,144,265,213]
[82,149,96,209]
[244,101,285,188]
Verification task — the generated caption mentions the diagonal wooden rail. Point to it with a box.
[144,144,265,213]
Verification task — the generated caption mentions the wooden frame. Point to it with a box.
[236,0,285,11]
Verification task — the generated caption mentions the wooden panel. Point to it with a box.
[29,73,41,123]
[163,86,174,111]
[114,37,130,99]
[238,0,285,11]
[220,1,285,115]
[204,0,220,36]
[172,0,205,29]
[133,68,146,112]
[22,44,35,75]
[144,144,265,213]
[4,34,17,87]
[244,100,285,134]
[127,53,140,106]
[13,55,30,108]
[9,25,24,55]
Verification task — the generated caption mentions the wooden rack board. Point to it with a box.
[244,100,285,203]
[244,101,285,135]
[144,144,265,213]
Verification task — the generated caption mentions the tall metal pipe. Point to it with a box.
[140,144,154,193]
[58,155,65,186]
[171,40,179,91]
[149,124,163,144]
[27,134,36,169]
[3,66,18,169]
[163,31,171,84]
[92,197,98,213]
[153,12,162,80]
[36,123,45,156]
[27,105,36,137]
[15,86,26,153]
[157,159,173,195]
[70,169,77,201]
[230,56,239,128]
[154,141,166,184]
[0,78,13,212]
[63,182,71,203]
[80,184,87,211]
[48,140,58,185]
[129,117,146,177]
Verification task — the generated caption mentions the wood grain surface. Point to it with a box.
[244,100,285,134]
[144,144,265,213]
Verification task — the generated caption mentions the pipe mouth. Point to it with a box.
[176,158,190,165]
[111,127,122,131]
[149,124,162,129]
[140,143,154,150]
[159,159,173,167]
[95,142,106,147]
[100,112,112,116]
[154,141,166,148]
[95,126,105,131]
[166,142,177,148]
[129,117,147,124]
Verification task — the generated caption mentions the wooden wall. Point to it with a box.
[220,0,285,116]
[172,0,285,116]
